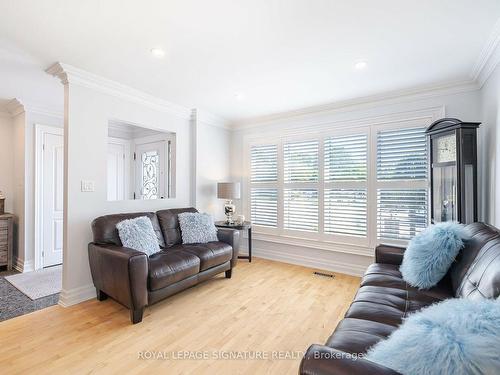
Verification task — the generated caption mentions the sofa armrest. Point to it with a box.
[217,228,240,268]
[88,243,148,311]
[375,244,406,265]
[299,345,400,375]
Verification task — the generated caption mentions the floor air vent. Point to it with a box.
[313,271,335,278]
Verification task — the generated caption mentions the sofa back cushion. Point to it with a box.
[92,212,165,247]
[156,207,198,247]
[448,222,500,299]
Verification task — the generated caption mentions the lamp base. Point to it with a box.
[224,200,236,225]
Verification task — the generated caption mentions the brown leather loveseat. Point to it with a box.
[300,222,500,374]
[88,208,240,324]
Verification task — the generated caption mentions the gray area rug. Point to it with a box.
[4,265,62,300]
[0,273,59,322]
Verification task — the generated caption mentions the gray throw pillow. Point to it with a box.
[178,212,218,244]
[116,216,160,256]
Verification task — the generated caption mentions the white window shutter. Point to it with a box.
[377,127,427,180]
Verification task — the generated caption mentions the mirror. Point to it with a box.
[107,120,176,201]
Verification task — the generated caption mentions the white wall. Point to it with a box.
[480,64,500,227]
[60,80,195,305]
[0,114,14,213]
[231,88,482,275]
[194,111,231,221]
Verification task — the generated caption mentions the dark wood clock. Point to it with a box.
[426,118,480,224]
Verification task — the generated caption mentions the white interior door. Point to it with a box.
[135,140,166,199]
[107,138,130,200]
[42,130,64,267]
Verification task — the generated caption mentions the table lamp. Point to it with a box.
[217,182,241,224]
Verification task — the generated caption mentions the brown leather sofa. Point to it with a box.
[88,208,240,324]
[300,222,500,375]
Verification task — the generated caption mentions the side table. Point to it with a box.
[215,221,252,262]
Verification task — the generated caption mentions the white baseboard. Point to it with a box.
[58,284,96,307]
[249,240,372,277]
[13,257,34,273]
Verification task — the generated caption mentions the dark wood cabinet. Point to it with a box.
[426,118,480,224]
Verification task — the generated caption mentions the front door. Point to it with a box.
[42,129,64,267]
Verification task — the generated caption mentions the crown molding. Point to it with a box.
[46,62,192,120]
[471,18,500,87]
[231,80,478,130]
[5,98,25,117]
[192,108,231,130]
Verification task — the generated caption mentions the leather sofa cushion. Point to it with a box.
[156,208,198,247]
[91,212,165,248]
[148,250,200,291]
[455,236,500,299]
[172,242,233,271]
[326,318,396,355]
[345,264,453,328]
[448,222,499,294]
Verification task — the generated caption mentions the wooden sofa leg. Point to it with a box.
[96,289,108,301]
[225,269,232,279]
[130,308,144,324]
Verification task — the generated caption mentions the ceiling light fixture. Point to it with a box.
[150,48,166,58]
[354,60,368,70]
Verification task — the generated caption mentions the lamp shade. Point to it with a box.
[217,182,241,200]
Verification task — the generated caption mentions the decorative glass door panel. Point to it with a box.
[135,141,167,200]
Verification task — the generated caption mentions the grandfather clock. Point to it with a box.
[426,118,480,224]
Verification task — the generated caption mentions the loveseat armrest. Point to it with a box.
[88,243,148,322]
[217,228,240,268]
[375,244,406,265]
[299,345,400,375]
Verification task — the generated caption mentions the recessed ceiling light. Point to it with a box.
[150,48,166,58]
[354,60,368,70]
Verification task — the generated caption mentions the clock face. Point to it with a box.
[435,134,456,163]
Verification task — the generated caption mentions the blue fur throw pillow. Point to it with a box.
[116,216,160,256]
[365,298,500,375]
[178,212,218,244]
[400,222,470,289]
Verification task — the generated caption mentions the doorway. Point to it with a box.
[35,124,64,269]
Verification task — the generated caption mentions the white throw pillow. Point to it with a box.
[116,216,161,256]
[178,212,218,244]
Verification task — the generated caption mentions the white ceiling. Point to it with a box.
[0,0,499,122]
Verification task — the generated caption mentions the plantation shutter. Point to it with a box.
[324,134,367,181]
[250,145,278,227]
[377,127,427,180]
[323,134,368,237]
[284,140,319,182]
[377,189,428,240]
[376,127,428,241]
[283,140,319,232]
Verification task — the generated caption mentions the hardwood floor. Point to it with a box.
[0,258,360,374]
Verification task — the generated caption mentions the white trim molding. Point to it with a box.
[193,108,232,130]
[46,62,192,119]
[247,241,371,277]
[13,257,34,273]
[471,17,500,87]
[232,82,470,130]
[58,284,96,307]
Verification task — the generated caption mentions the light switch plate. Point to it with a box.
[81,180,95,192]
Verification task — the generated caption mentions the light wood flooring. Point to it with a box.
[0,258,360,375]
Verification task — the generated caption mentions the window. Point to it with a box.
[247,122,430,246]
[283,140,319,232]
[250,145,278,227]
[376,127,428,241]
[324,134,368,237]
